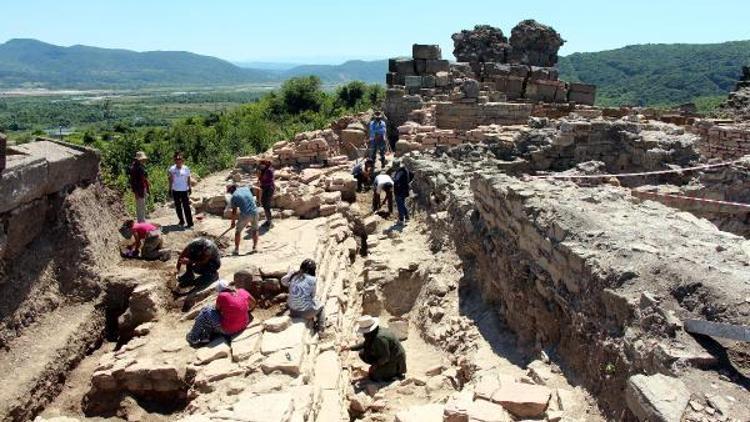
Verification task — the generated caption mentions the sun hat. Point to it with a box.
[356,315,380,334]
[215,279,230,293]
[134,151,148,161]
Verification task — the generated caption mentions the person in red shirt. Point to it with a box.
[120,219,166,260]
[187,280,256,346]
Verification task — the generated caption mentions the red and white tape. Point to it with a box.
[632,190,750,212]
[528,159,744,180]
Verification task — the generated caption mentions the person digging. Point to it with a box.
[119,219,169,261]
[344,315,406,382]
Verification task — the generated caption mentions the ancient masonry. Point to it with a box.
[4,20,750,422]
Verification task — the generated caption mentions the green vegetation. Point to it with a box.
[53,78,383,213]
[558,40,750,107]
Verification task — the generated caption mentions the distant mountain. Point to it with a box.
[283,60,388,84]
[234,61,301,71]
[557,40,750,106]
[0,38,275,88]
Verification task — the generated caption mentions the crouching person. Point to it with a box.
[119,219,167,260]
[347,316,406,382]
[187,280,256,346]
[177,237,221,288]
[281,259,325,333]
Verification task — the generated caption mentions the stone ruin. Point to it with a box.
[384,21,596,149]
[6,26,750,422]
[721,65,750,119]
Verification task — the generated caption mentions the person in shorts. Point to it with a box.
[227,183,260,255]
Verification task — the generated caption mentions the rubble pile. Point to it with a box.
[235,113,371,170]
[721,65,750,119]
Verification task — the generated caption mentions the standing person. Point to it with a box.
[352,158,375,193]
[281,259,325,333]
[257,159,275,228]
[186,280,256,346]
[372,172,394,215]
[129,151,150,222]
[345,316,407,382]
[369,111,388,169]
[177,237,221,288]
[227,183,260,255]
[392,161,413,225]
[169,152,193,228]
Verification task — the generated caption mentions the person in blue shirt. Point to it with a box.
[369,111,388,169]
[227,183,260,255]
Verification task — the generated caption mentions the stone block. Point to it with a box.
[415,59,427,75]
[314,350,341,389]
[230,392,294,422]
[389,57,410,72]
[395,403,444,422]
[4,197,47,257]
[568,83,597,106]
[18,140,99,195]
[318,389,345,421]
[625,374,689,422]
[405,76,423,88]
[261,344,304,376]
[260,321,306,355]
[394,59,416,76]
[425,59,450,74]
[230,327,262,362]
[195,338,231,365]
[491,382,551,418]
[195,358,244,385]
[468,398,512,422]
[435,71,450,87]
[0,155,48,214]
[264,315,292,333]
[495,76,525,100]
[422,75,436,88]
[412,44,442,60]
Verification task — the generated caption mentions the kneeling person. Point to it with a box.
[187,280,256,346]
[120,219,166,260]
[227,183,260,255]
[348,316,406,382]
[281,259,325,333]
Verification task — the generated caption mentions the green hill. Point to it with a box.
[558,40,750,106]
[284,60,387,84]
[0,39,275,88]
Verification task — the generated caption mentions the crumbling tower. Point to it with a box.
[384,20,597,144]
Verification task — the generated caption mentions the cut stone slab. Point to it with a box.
[260,322,306,355]
[314,350,341,390]
[228,392,295,422]
[395,403,445,422]
[443,390,473,422]
[527,360,553,385]
[625,374,690,422]
[468,398,512,422]
[261,344,304,376]
[491,382,551,418]
[231,329,262,362]
[195,358,245,385]
[317,389,345,421]
[195,338,231,365]
[264,315,292,333]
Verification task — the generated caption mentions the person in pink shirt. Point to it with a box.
[120,219,166,260]
[187,280,256,346]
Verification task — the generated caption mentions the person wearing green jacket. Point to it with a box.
[347,315,406,381]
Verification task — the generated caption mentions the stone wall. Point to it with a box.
[0,139,100,260]
[434,102,533,129]
[691,119,750,160]
[404,151,750,418]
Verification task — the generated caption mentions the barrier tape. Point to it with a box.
[528,159,744,180]
[632,190,750,211]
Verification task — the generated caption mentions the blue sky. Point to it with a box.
[2,0,749,64]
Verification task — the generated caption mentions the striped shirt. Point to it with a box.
[281,270,317,312]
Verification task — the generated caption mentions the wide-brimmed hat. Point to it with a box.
[215,279,230,293]
[134,151,148,161]
[356,315,379,334]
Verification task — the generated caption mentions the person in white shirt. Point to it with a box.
[372,172,394,215]
[168,152,193,227]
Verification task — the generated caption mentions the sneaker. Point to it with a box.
[232,249,239,256]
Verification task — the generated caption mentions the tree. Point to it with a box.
[336,81,367,108]
[279,76,324,115]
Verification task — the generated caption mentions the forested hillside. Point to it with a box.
[558,40,750,106]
